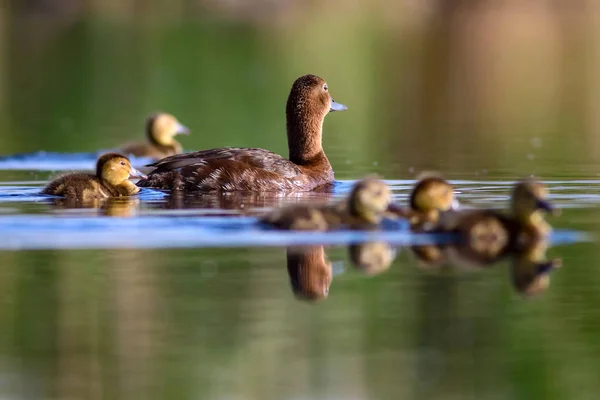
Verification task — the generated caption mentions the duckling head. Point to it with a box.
[96,153,147,186]
[511,179,556,235]
[146,113,189,146]
[286,74,346,162]
[410,176,457,222]
[348,178,392,224]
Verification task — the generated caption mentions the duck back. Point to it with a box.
[138,147,333,192]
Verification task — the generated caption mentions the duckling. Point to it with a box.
[261,177,391,231]
[119,113,189,160]
[287,246,332,301]
[137,74,347,192]
[386,174,458,230]
[349,242,396,275]
[436,179,557,258]
[42,153,147,201]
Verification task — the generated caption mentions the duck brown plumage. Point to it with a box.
[137,74,347,192]
[261,177,392,231]
[119,113,189,160]
[42,153,147,201]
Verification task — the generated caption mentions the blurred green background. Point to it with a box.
[3,0,600,179]
[2,1,600,399]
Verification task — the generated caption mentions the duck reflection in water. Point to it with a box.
[287,242,398,301]
[158,188,334,216]
[411,239,561,297]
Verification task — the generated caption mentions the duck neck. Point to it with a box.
[286,110,328,165]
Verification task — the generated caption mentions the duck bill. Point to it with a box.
[450,198,460,210]
[536,199,558,215]
[330,99,347,112]
[386,203,403,216]
[129,167,148,180]
[175,122,190,135]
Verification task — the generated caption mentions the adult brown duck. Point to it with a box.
[137,74,346,192]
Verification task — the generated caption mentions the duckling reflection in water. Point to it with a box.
[42,153,147,202]
[435,179,558,257]
[119,113,190,160]
[286,242,398,301]
[262,177,393,231]
[411,238,561,297]
[48,197,141,217]
[511,240,561,297]
[349,242,397,276]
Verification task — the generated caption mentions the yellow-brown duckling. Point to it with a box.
[387,175,458,230]
[436,179,557,258]
[42,153,147,201]
[261,177,392,231]
[119,113,189,160]
[349,242,396,276]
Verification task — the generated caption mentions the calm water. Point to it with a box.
[3,4,600,400]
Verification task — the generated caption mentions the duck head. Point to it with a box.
[511,179,557,236]
[96,152,147,186]
[146,113,189,146]
[348,178,392,224]
[286,74,346,163]
[409,176,457,223]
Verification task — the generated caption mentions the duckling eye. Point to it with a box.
[323,84,328,91]
[120,161,126,166]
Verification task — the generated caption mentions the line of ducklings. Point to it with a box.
[41,111,190,202]
[261,174,558,259]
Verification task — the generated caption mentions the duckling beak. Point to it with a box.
[386,203,403,216]
[129,167,148,180]
[330,99,347,112]
[536,199,558,215]
[175,122,190,135]
[451,199,460,210]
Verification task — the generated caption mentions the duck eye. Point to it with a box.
[120,161,126,166]
[323,84,328,91]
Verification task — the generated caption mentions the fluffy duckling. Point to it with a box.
[287,246,332,301]
[386,174,457,230]
[349,242,396,275]
[261,177,391,231]
[119,113,189,160]
[42,153,147,201]
[137,74,347,192]
[436,179,557,257]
